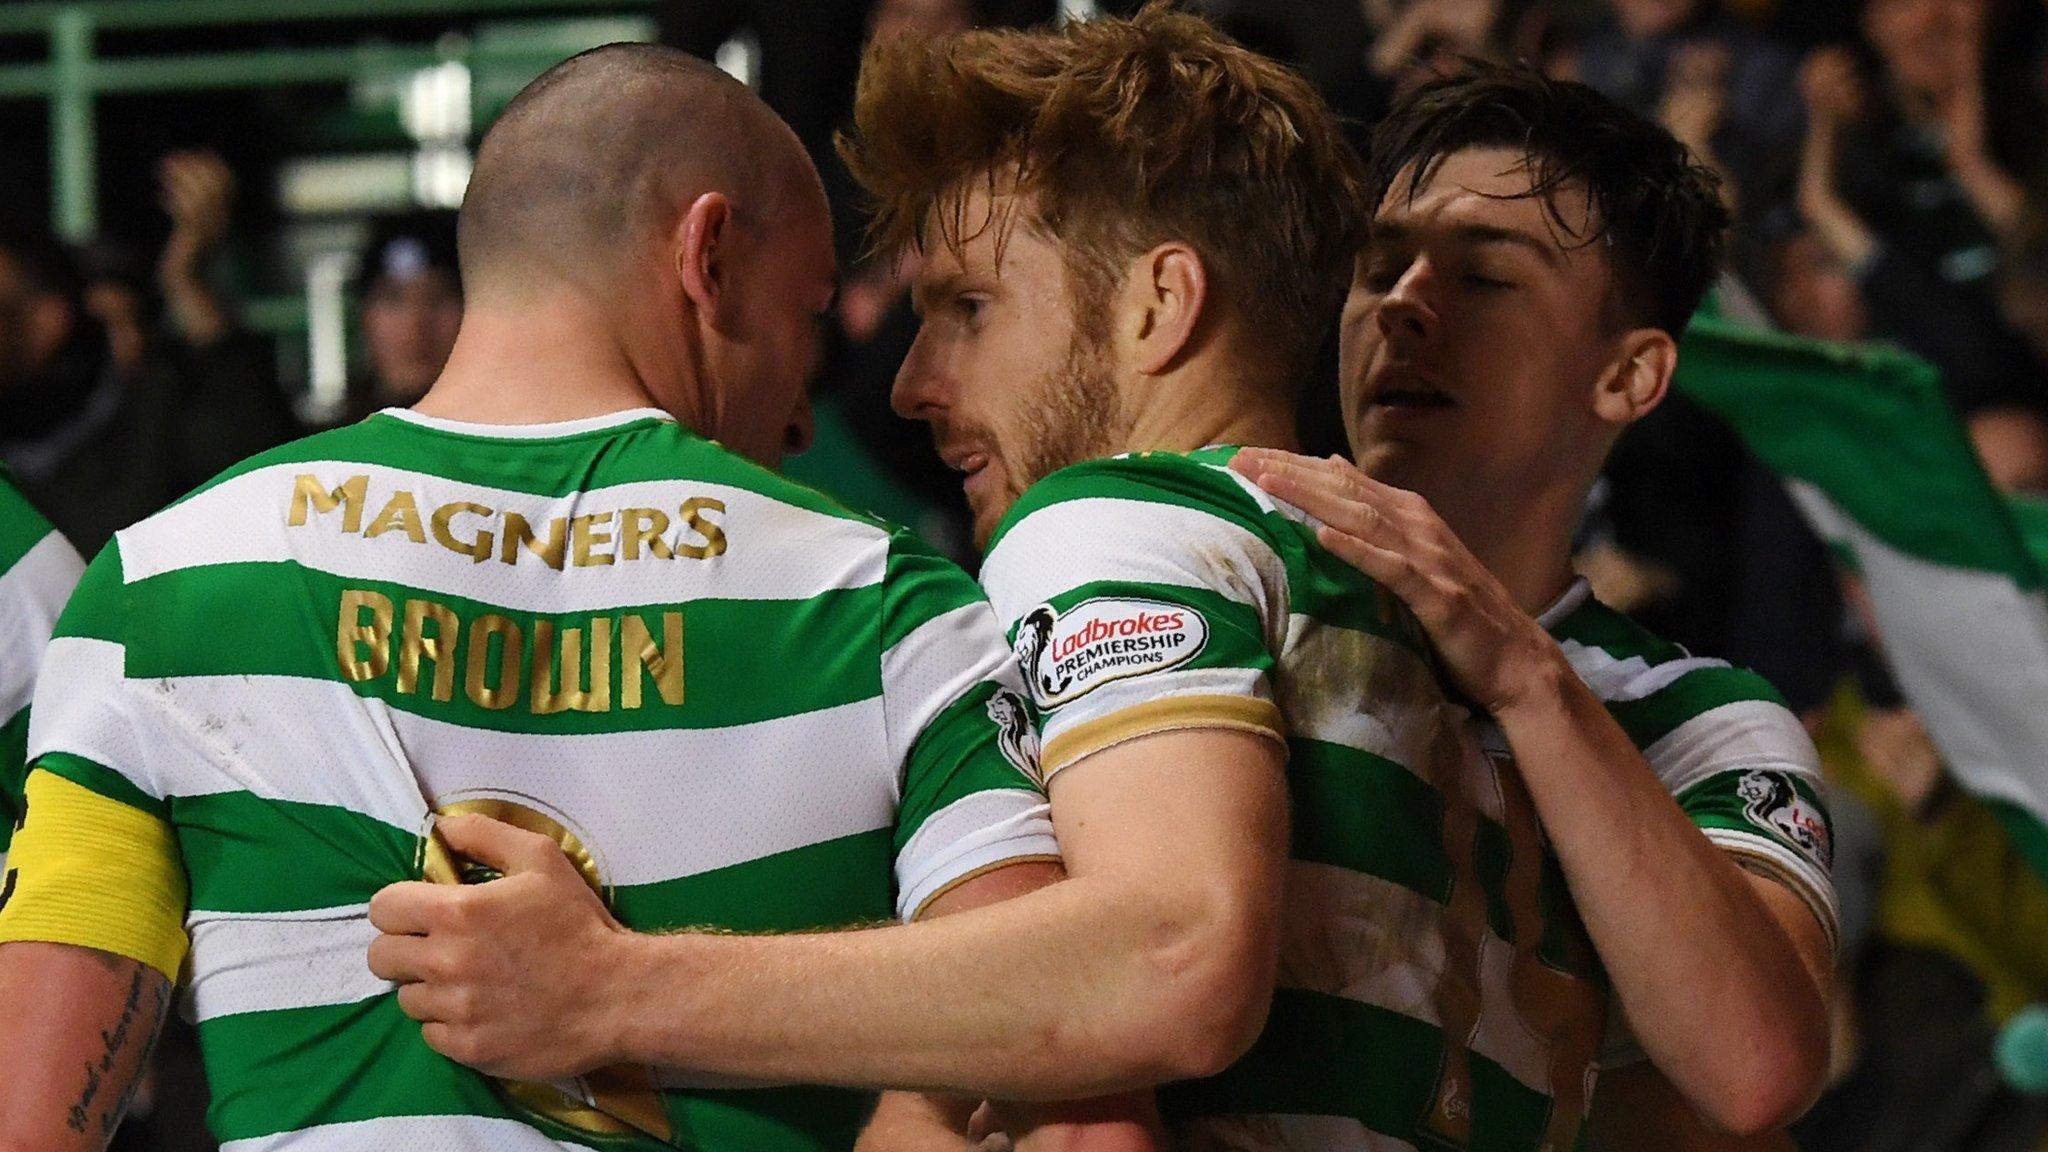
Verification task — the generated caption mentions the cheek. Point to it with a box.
[1337,308,1378,396]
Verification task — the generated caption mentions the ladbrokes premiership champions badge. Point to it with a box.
[419,793,674,1143]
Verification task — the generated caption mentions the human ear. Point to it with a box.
[1592,328,1675,427]
[1122,242,1209,376]
[675,192,734,327]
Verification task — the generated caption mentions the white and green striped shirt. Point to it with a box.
[17,408,1057,1152]
[0,470,82,861]
[982,448,1833,1152]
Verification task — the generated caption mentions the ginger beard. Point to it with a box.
[897,191,1134,549]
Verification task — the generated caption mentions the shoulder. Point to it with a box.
[981,451,1293,614]
[989,450,1283,549]
[1554,592,1809,774]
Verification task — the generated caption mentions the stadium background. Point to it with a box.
[1,0,2045,1149]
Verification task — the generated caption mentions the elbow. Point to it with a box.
[1695,1012,1832,1136]
[1111,890,1276,1083]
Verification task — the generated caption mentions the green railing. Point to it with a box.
[0,0,651,240]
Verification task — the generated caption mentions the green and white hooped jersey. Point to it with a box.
[981,448,1833,1152]
[0,471,82,859]
[1541,578,1836,946]
[23,408,1057,1152]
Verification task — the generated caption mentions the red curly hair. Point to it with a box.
[838,3,1368,384]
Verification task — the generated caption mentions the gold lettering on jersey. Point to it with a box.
[397,598,460,702]
[531,618,613,714]
[500,512,567,570]
[675,497,727,559]
[571,512,616,568]
[339,589,684,715]
[619,508,672,561]
[289,473,368,533]
[285,476,733,566]
[620,612,683,708]
[465,614,523,710]
[336,589,393,681]
[364,490,426,543]
[432,502,494,563]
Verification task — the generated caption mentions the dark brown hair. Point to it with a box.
[839,4,1368,384]
[1366,61,1730,336]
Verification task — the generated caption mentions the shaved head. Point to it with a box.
[459,43,815,299]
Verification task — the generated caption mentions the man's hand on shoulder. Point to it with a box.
[1230,449,1566,716]
[368,812,635,1081]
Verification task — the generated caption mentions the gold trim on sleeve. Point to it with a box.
[909,854,1064,922]
[1042,694,1286,777]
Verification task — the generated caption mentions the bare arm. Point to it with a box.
[1796,50,1877,270]
[1590,1062,1800,1152]
[1490,674,1834,1131]
[1234,451,1832,1134]
[858,862,1166,1152]
[155,150,237,348]
[370,727,1290,1099]
[0,942,172,1152]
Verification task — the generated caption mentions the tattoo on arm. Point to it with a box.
[62,959,172,1149]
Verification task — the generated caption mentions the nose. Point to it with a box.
[1376,259,1438,347]
[890,328,945,421]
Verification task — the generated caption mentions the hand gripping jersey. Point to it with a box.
[0,408,1057,1152]
[0,471,83,860]
[980,449,1834,1152]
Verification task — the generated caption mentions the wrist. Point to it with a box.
[1491,641,1575,724]
[587,926,662,1066]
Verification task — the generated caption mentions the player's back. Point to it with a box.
[982,448,1606,1152]
[18,408,1052,1151]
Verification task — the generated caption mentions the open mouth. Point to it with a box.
[1370,384,1457,411]
[941,447,991,479]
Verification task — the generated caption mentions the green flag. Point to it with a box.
[1676,315,2048,878]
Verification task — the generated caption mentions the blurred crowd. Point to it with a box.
[3,0,2047,1150]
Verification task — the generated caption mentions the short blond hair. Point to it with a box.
[839,4,1368,384]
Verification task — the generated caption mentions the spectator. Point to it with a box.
[147,149,298,492]
[0,225,159,555]
[343,209,462,423]
[1799,42,2048,490]
[1576,0,1805,218]
[1327,0,1519,127]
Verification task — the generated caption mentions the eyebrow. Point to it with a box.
[910,269,970,318]
[1369,220,1564,266]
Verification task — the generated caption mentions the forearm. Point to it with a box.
[599,870,1250,1098]
[1589,1063,1798,1151]
[1949,151,2026,239]
[1497,663,1829,1128]
[0,942,171,1152]
[857,1092,976,1152]
[1798,129,1875,270]
[157,257,233,349]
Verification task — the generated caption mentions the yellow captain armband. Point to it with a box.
[0,770,188,981]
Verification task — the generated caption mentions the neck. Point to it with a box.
[1434,475,1584,618]
[412,290,704,429]
[1120,360,1298,455]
